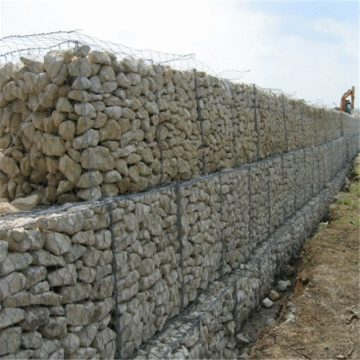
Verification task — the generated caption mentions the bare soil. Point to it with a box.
[247,155,360,360]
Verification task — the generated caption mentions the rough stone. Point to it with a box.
[269,289,280,301]
[0,308,25,330]
[21,331,42,349]
[277,280,287,292]
[44,232,71,255]
[59,154,82,184]
[0,326,22,356]
[262,297,274,308]
[11,194,41,211]
[0,252,33,276]
[81,146,115,171]
[60,333,80,355]
[0,272,27,301]
[66,302,95,326]
[22,306,50,331]
[31,250,66,267]
[38,316,67,338]
[47,264,77,286]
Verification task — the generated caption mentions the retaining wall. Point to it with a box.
[0,45,359,360]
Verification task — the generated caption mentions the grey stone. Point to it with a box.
[277,280,287,292]
[0,240,8,264]
[0,272,27,301]
[91,327,116,350]
[0,252,33,276]
[68,58,91,77]
[21,330,42,349]
[66,302,95,326]
[89,50,111,65]
[262,297,274,308]
[77,323,99,347]
[23,266,47,289]
[58,154,82,184]
[93,275,114,300]
[29,280,50,294]
[47,264,77,287]
[67,346,97,359]
[0,308,25,330]
[76,171,103,188]
[81,147,115,171]
[73,129,99,150]
[31,250,66,267]
[22,306,50,331]
[92,297,115,322]
[60,333,80,355]
[63,244,87,263]
[0,326,21,356]
[94,229,112,250]
[38,316,67,338]
[44,232,71,255]
[32,338,60,359]
[78,267,96,283]
[59,283,92,304]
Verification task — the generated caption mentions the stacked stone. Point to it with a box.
[314,108,326,146]
[303,149,315,203]
[0,47,204,205]
[256,89,286,159]
[156,68,202,184]
[249,161,269,247]
[0,205,116,359]
[197,73,234,173]
[220,168,250,273]
[268,157,284,234]
[110,188,181,359]
[282,153,296,219]
[301,104,316,148]
[318,145,327,191]
[294,151,306,210]
[287,99,304,151]
[179,177,222,307]
[230,83,257,165]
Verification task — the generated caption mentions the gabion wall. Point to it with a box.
[0,46,359,360]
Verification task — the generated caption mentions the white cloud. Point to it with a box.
[0,0,358,107]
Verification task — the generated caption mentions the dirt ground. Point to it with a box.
[246,155,360,360]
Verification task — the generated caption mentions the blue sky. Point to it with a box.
[0,0,359,108]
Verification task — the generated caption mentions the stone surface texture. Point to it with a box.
[0,46,359,360]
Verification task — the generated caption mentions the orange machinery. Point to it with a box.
[335,86,355,114]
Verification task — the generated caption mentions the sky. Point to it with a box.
[0,0,359,108]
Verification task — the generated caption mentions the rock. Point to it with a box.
[59,154,82,184]
[11,194,41,211]
[59,283,92,304]
[81,147,115,171]
[98,65,116,82]
[104,106,122,119]
[0,326,22,356]
[237,334,250,345]
[56,97,74,112]
[0,272,27,301]
[116,73,131,88]
[22,306,50,331]
[60,333,80,355]
[286,265,295,276]
[91,328,116,350]
[269,289,280,301]
[77,186,102,201]
[94,229,112,250]
[93,275,114,300]
[38,316,67,338]
[73,129,99,150]
[78,267,96,283]
[0,202,19,215]
[43,134,66,156]
[89,50,111,65]
[266,318,276,326]
[31,250,66,267]
[262,297,274,308]
[92,297,115,322]
[32,338,60,359]
[74,102,96,118]
[29,280,50,294]
[21,331,42,349]
[76,171,103,188]
[23,266,47,289]
[63,244,87,263]
[72,77,92,90]
[277,280,287,292]
[0,252,33,276]
[20,54,44,73]
[66,302,95,326]
[59,121,76,141]
[47,264,77,286]
[0,240,8,264]
[77,323,99,347]
[0,308,25,330]
[66,346,97,359]
[68,58,91,77]
[44,232,71,255]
